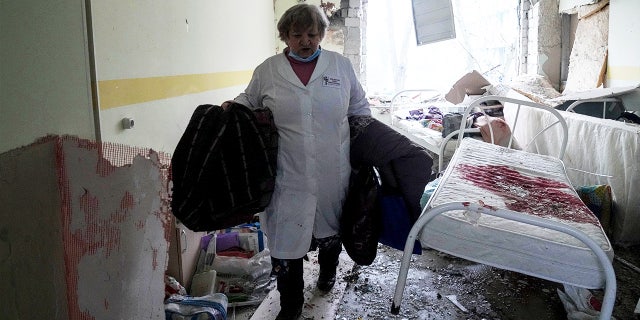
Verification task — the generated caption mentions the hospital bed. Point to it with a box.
[390,95,616,320]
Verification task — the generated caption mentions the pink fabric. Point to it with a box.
[285,49,318,86]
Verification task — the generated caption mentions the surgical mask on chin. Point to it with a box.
[288,48,321,62]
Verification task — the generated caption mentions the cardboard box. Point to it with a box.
[445,70,492,105]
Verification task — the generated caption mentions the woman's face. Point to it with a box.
[285,25,322,58]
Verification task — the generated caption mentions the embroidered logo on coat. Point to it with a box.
[322,75,341,88]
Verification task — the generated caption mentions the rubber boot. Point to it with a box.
[272,257,304,320]
[316,235,342,292]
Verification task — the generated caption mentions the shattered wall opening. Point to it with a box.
[562,1,610,93]
[365,0,520,96]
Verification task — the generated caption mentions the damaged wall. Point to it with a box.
[340,0,366,81]
[559,0,601,11]
[523,0,563,91]
[523,0,640,111]
[562,2,609,93]
[0,136,173,319]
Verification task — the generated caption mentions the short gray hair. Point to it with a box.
[277,4,329,42]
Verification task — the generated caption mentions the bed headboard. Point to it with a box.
[456,94,569,160]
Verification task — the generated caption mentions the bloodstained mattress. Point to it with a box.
[420,138,613,289]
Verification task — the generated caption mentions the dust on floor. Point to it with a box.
[337,244,640,320]
[230,243,640,319]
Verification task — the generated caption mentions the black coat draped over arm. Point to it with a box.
[349,116,433,223]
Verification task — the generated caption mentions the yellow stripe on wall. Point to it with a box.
[607,65,640,81]
[98,70,253,110]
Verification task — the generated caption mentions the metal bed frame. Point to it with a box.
[390,96,616,320]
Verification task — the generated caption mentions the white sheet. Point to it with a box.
[392,118,446,153]
[390,100,467,168]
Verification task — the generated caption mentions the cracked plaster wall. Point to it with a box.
[0,136,172,319]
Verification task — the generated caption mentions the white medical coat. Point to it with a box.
[234,50,371,259]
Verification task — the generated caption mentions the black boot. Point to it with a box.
[275,306,302,320]
[272,257,304,320]
[316,235,342,292]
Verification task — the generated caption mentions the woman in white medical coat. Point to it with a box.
[223,4,370,319]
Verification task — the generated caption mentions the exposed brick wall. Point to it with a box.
[339,0,366,83]
[518,0,562,90]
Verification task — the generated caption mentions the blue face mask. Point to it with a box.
[288,47,321,62]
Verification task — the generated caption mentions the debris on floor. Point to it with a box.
[445,295,468,313]
[226,243,640,319]
[337,244,640,320]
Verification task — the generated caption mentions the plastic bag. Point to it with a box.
[194,224,272,305]
[210,249,272,304]
[165,293,228,320]
[557,284,615,320]
[420,177,440,209]
[165,275,187,300]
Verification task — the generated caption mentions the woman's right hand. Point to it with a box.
[221,100,234,111]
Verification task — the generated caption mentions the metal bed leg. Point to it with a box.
[391,203,454,314]
[390,206,426,314]
[391,202,616,320]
